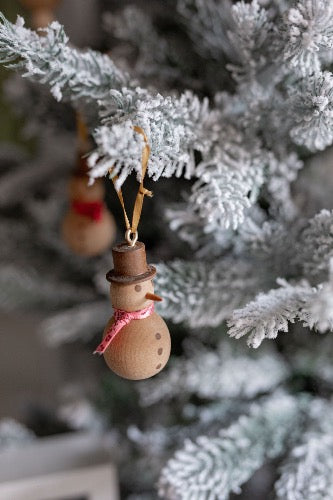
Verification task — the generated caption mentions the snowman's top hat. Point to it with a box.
[106,241,156,285]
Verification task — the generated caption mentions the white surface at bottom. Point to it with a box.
[0,432,119,500]
[0,464,117,500]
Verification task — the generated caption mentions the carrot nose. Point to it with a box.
[145,292,163,302]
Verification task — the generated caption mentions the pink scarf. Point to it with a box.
[93,303,154,355]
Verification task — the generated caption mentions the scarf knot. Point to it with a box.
[93,302,154,355]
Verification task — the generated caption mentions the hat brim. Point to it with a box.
[106,265,156,284]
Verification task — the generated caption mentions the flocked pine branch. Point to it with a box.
[40,300,110,346]
[265,151,303,220]
[89,90,220,188]
[159,393,306,500]
[0,13,128,102]
[154,207,333,332]
[139,341,289,406]
[228,278,317,348]
[0,14,222,190]
[297,209,333,280]
[2,4,333,234]
[275,433,333,499]
[165,138,268,238]
[303,259,333,332]
[177,0,236,61]
[228,269,333,348]
[234,208,333,285]
[283,0,333,76]
[275,398,333,498]
[185,131,266,232]
[103,6,175,85]
[227,0,275,83]
[289,71,333,151]
[167,202,238,257]
[155,259,260,328]
[155,203,333,340]
[57,394,107,433]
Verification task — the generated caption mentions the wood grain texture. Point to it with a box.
[103,312,171,380]
[107,241,156,284]
[110,280,154,312]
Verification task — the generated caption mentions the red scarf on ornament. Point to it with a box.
[72,200,103,221]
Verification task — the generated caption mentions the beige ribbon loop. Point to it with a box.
[139,186,153,197]
[109,126,152,246]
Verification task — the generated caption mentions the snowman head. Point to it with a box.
[106,241,162,312]
[110,279,161,312]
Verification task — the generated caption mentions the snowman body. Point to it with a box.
[62,176,115,256]
[99,242,171,380]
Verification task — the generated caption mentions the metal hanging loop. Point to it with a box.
[125,229,138,247]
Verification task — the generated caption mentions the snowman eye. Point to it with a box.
[135,285,142,292]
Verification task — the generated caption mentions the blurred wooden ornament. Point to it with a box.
[62,175,116,257]
[95,242,171,380]
[20,0,60,28]
[93,125,171,379]
[63,114,116,257]
[31,8,54,29]
[20,0,60,9]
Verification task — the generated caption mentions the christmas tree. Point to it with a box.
[1,0,333,498]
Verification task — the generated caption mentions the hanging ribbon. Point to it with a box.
[109,126,152,246]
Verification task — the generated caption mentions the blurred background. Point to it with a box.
[0,0,114,428]
[0,1,192,497]
[2,1,333,499]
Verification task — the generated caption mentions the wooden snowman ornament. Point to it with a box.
[94,240,171,380]
[93,125,171,379]
[62,113,116,257]
[62,167,116,257]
